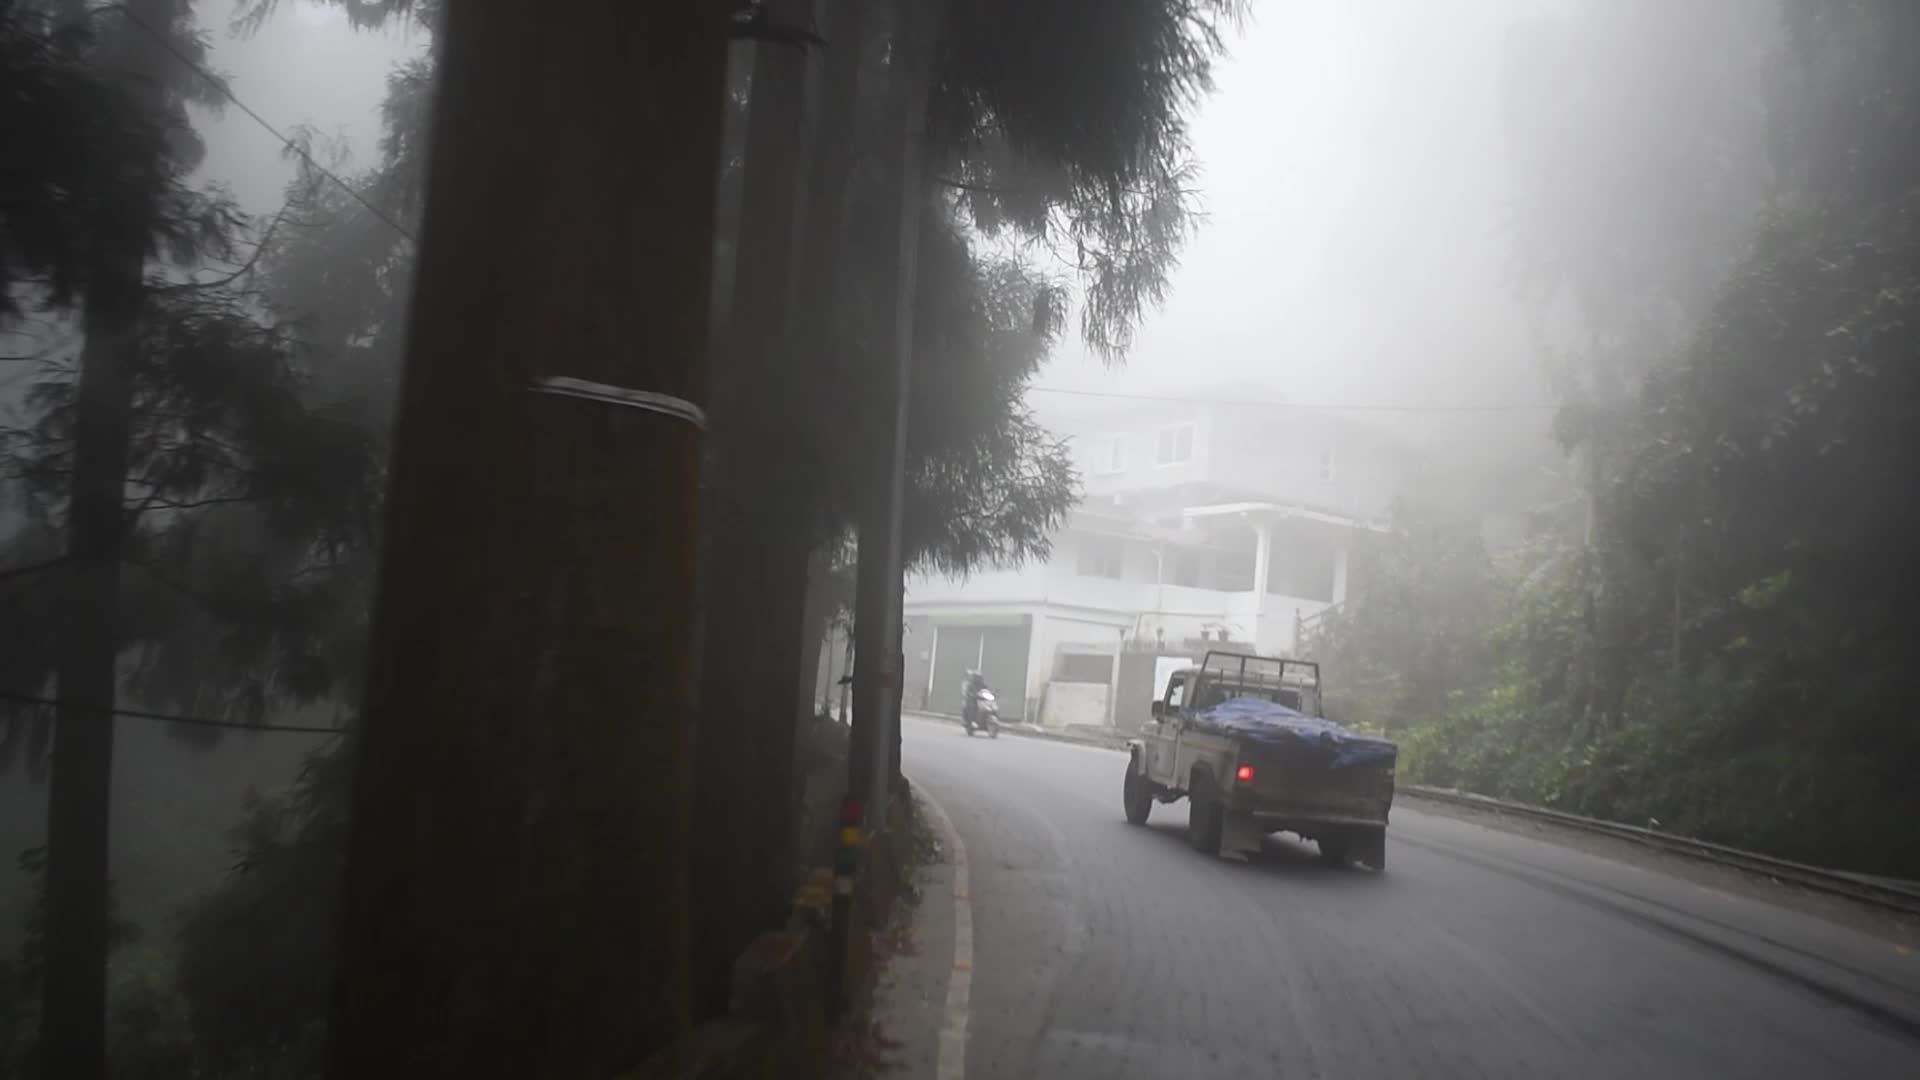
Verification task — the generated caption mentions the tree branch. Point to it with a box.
[939,175,1014,196]
[125,493,262,514]
[156,198,294,294]
[0,556,69,588]
[121,556,227,618]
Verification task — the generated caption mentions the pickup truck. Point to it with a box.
[1122,650,1396,869]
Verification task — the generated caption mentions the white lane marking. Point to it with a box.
[913,778,973,1080]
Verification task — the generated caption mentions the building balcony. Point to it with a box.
[906,570,1331,655]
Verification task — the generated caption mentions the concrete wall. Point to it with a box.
[1115,648,1196,731]
[1027,613,1125,698]
[903,615,934,712]
[1035,681,1110,730]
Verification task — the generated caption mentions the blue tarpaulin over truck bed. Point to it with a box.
[1193,696,1398,769]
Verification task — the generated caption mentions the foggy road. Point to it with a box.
[896,716,1920,1080]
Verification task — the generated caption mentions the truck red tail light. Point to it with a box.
[1235,763,1255,783]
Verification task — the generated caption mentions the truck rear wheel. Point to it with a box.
[1357,826,1387,871]
[1187,777,1223,854]
[1123,760,1152,825]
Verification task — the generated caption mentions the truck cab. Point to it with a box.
[1124,650,1395,868]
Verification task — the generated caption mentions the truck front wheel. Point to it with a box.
[1123,760,1152,825]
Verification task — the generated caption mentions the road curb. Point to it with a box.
[906,778,973,1080]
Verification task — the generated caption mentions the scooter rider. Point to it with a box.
[961,669,988,728]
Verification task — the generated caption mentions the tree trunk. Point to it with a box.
[38,0,184,1069]
[40,249,141,1080]
[784,0,868,737]
[795,544,835,724]
[850,0,936,821]
[326,3,730,1076]
[690,0,827,1019]
[692,0,877,1017]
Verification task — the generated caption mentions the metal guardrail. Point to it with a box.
[1405,784,1920,917]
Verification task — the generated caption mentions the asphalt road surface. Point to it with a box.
[893,715,1920,1080]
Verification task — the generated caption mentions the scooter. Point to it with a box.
[962,688,1001,738]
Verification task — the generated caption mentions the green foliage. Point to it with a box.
[0,749,346,1079]
[106,948,197,1080]
[0,0,151,315]
[0,267,384,756]
[0,2,391,769]
[170,748,347,1080]
[1344,0,1920,877]
[939,0,1244,357]
[0,0,234,315]
[0,844,165,1079]
[1309,503,1502,733]
[1399,222,1920,862]
[897,242,1078,575]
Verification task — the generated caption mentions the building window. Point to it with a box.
[1167,548,1201,587]
[1054,651,1114,683]
[1156,424,1194,465]
[1077,535,1124,579]
[1318,445,1335,482]
[1091,436,1124,475]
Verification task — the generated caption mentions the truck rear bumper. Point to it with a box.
[1221,791,1390,849]
[1246,808,1390,829]
[1220,807,1390,856]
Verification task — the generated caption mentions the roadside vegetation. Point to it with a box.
[1311,0,1920,877]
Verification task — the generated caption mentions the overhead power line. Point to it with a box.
[1024,385,1559,414]
[0,689,348,735]
[117,5,417,243]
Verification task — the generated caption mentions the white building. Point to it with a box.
[899,389,1415,729]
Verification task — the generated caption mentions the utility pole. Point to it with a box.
[327,3,732,1077]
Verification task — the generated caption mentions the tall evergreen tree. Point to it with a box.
[324,1,733,1073]
[30,5,233,1075]
[1,5,387,1074]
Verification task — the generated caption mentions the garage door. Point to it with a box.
[929,620,1031,721]
[930,627,982,716]
[978,626,1030,720]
